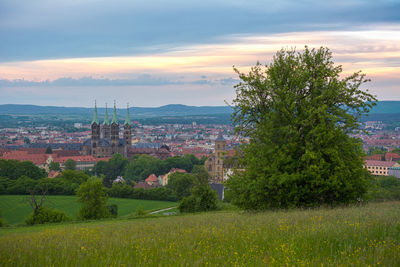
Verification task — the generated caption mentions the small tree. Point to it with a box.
[49,162,61,172]
[45,147,52,154]
[76,178,110,220]
[178,184,218,213]
[64,159,77,170]
[24,188,69,225]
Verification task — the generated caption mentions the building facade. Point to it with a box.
[82,102,132,158]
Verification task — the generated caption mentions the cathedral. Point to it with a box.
[82,102,132,158]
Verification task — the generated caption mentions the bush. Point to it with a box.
[135,205,147,216]
[106,204,118,218]
[178,185,218,213]
[0,210,6,227]
[366,176,400,201]
[25,207,70,225]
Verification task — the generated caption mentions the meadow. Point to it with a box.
[1,201,399,266]
[0,195,176,225]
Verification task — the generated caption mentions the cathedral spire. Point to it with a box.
[111,100,118,124]
[103,103,109,125]
[92,100,99,124]
[124,103,130,125]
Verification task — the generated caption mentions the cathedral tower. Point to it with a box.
[91,101,100,156]
[101,103,111,139]
[213,132,226,183]
[124,103,132,148]
[110,101,119,153]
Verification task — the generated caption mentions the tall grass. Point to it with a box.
[1,202,399,266]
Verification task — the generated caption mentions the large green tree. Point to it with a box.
[226,47,376,209]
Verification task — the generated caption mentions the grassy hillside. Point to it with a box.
[1,202,399,266]
[0,195,176,225]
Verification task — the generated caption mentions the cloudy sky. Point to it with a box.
[0,0,399,107]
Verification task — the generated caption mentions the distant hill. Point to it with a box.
[0,104,233,117]
[0,101,398,118]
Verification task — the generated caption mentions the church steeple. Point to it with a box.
[111,101,118,124]
[92,100,99,125]
[103,103,109,125]
[124,103,130,125]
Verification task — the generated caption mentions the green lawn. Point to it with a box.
[0,195,176,225]
[0,202,399,266]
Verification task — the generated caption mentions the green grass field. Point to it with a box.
[1,201,399,266]
[0,195,176,225]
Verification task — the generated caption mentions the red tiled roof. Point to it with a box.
[169,168,186,174]
[385,152,400,162]
[145,174,158,182]
[366,154,383,161]
[0,151,49,165]
[365,160,397,167]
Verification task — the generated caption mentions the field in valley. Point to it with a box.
[0,195,177,225]
[1,201,399,266]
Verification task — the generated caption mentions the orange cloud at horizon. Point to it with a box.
[0,27,399,84]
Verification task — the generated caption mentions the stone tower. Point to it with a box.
[124,103,132,148]
[91,101,100,156]
[213,132,226,183]
[101,103,111,139]
[110,101,119,153]
[205,132,227,183]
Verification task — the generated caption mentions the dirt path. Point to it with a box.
[149,206,177,214]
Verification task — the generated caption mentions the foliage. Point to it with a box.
[7,176,37,194]
[25,207,70,225]
[191,165,210,185]
[106,204,118,218]
[124,155,162,181]
[135,205,147,216]
[49,162,61,172]
[0,159,46,180]
[0,210,6,227]
[366,176,400,201]
[64,159,77,170]
[103,154,129,187]
[123,154,203,182]
[76,179,110,220]
[167,172,196,200]
[106,184,135,198]
[227,47,376,209]
[178,184,218,213]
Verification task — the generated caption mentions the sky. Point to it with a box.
[0,0,399,107]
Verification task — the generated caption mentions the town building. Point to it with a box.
[365,160,400,176]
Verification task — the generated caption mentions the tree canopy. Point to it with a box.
[226,47,376,209]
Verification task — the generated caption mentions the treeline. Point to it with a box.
[92,154,206,187]
[0,155,210,202]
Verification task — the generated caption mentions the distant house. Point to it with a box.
[160,168,187,186]
[145,174,159,186]
[365,160,400,176]
[113,176,125,183]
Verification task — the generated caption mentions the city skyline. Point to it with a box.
[1,0,399,107]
